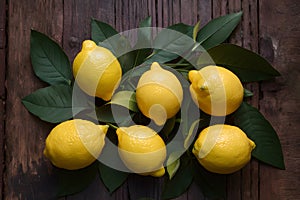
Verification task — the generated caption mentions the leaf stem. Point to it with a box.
[107,123,118,130]
[165,63,190,67]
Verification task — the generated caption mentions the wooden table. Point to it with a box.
[0,0,299,199]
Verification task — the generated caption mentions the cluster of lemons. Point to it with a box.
[44,40,255,176]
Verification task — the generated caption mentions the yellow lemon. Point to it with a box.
[116,125,166,177]
[189,65,243,116]
[43,119,108,170]
[73,40,122,101]
[136,62,183,126]
[193,124,256,174]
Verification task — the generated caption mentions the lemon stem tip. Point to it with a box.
[151,62,162,70]
[82,40,96,51]
[200,86,208,90]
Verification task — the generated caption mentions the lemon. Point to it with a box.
[136,62,183,126]
[189,65,243,116]
[73,40,122,101]
[193,124,256,174]
[43,119,108,170]
[116,125,167,177]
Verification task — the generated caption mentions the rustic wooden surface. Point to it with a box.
[0,0,299,199]
[0,0,6,198]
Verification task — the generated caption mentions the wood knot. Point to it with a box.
[69,37,79,48]
[259,37,275,63]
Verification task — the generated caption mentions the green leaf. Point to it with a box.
[197,11,242,49]
[119,48,153,73]
[119,64,150,91]
[91,19,142,73]
[162,158,193,199]
[22,84,85,123]
[30,30,72,85]
[166,151,181,179]
[244,88,254,97]
[160,117,176,137]
[197,44,280,82]
[108,91,138,112]
[131,17,153,70]
[91,18,132,62]
[56,161,98,197]
[91,18,119,45]
[95,104,133,124]
[168,23,194,37]
[184,118,202,149]
[193,20,201,42]
[191,160,226,199]
[136,16,152,47]
[139,16,152,28]
[146,23,194,64]
[234,102,285,169]
[98,162,128,193]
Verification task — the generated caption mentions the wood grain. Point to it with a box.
[211,1,261,199]
[259,0,300,199]
[0,0,6,198]
[1,0,300,199]
[63,0,116,62]
[5,0,63,199]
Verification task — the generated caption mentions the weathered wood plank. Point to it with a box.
[63,0,116,62]
[67,175,128,200]
[5,0,64,199]
[127,174,164,200]
[0,0,5,50]
[0,95,4,199]
[259,0,300,199]
[238,1,260,199]
[2,1,299,200]
[0,1,6,197]
[63,1,130,199]
[212,1,261,199]
[0,0,6,197]
[197,0,212,27]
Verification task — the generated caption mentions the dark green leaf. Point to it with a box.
[91,19,145,73]
[197,11,242,49]
[119,49,152,73]
[166,151,181,179]
[184,118,202,149]
[56,161,98,197]
[95,104,133,124]
[132,17,153,69]
[119,64,150,91]
[197,44,280,82]
[192,159,226,199]
[22,84,85,123]
[136,16,152,47]
[123,17,152,72]
[146,23,194,64]
[108,90,138,112]
[244,88,254,97]
[180,95,204,141]
[160,117,176,137]
[91,18,132,62]
[168,23,194,37]
[98,162,128,193]
[162,158,193,199]
[30,30,72,85]
[139,16,152,28]
[91,18,118,45]
[234,102,285,169]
